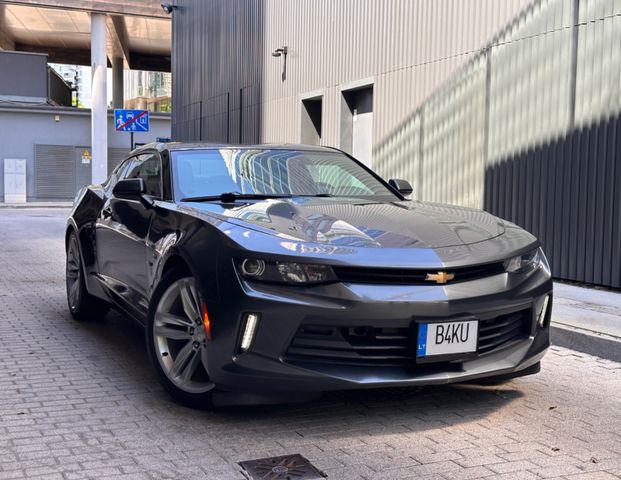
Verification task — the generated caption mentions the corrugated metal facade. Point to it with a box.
[33,145,132,200]
[34,144,74,199]
[172,0,621,288]
[172,0,264,143]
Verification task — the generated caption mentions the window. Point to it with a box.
[124,153,162,198]
[171,148,397,201]
[306,163,373,196]
[103,159,131,191]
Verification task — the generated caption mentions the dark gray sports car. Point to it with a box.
[66,143,552,406]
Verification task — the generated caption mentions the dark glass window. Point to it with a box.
[172,148,397,201]
[124,153,162,198]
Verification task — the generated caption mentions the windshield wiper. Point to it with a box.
[180,192,292,203]
[293,193,337,198]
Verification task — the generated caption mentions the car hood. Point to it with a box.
[183,198,505,249]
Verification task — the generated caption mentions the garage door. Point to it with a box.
[35,144,74,199]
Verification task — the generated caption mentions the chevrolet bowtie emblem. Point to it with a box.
[425,271,455,284]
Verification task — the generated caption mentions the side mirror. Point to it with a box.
[389,178,413,197]
[113,178,146,200]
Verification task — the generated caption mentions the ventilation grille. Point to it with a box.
[284,309,531,368]
[332,262,506,285]
[478,310,531,354]
[35,144,73,199]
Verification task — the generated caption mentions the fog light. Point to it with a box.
[538,295,550,328]
[239,313,260,352]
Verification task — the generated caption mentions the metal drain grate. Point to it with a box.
[239,453,326,479]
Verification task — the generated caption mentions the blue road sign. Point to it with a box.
[114,109,150,132]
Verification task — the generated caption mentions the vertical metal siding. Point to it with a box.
[483,0,621,288]
[258,0,533,154]
[172,0,621,288]
[34,144,74,199]
[172,0,264,143]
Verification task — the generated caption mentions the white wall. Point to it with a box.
[0,106,171,201]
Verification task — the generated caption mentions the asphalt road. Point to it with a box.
[0,208,619,480]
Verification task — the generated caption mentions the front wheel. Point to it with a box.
[66,231,110,321]
[146,272,215,407]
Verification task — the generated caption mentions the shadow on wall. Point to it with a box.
[372,0,621,289]
[484,113,621,289]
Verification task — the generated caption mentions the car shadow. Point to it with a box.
[68,309,525,440]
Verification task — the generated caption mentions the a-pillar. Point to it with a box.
[90,13,108,184]
[112,56,124,109]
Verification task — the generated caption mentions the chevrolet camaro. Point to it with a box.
[65,143,552,407]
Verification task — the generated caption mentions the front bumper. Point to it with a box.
[204,263,552,395]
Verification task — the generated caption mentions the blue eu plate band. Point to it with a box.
[417,323,427,357]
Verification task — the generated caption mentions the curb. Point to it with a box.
[551,324,621,363]
[0,204,72,209]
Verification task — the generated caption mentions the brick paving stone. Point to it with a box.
[0,208,620,480]
[564,473,621,480]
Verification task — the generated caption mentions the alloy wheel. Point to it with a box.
[153,277,214,394]
[66,235,82,311]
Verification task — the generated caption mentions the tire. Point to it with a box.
[146,269,216,408]
[66,231,110,321]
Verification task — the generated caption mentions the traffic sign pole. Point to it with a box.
[131,132,134,150]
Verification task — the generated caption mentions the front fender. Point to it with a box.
[148,205,223,304]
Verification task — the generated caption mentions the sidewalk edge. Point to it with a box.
[551,324,621,363]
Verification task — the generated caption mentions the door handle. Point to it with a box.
[102,206,112,219]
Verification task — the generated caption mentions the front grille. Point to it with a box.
[284,309,531,367]
[478,310,531,354]
[332,262,506,285]
[286,325,414,367]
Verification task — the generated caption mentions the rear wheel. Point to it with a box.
[146,271,215,407]
[66,231,110,321]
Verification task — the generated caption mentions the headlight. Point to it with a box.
[504,247,550,274]
[237,258,337,285]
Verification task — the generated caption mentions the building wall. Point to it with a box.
[171,0,264,143]
[0,51,48,102]
[171,0,621,288]
[0,106,171,201]
[49,64,95,108]
[260,0,531,151]
[47,68,73,106]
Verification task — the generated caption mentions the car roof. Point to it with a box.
[132,142,338,155]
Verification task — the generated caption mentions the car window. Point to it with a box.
[306,164,374,196]
[103,159,130,191]
[123,153,162,198]
[115,159,133,180]
[171,149,398,201]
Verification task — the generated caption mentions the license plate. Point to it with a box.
[417,320,478,357]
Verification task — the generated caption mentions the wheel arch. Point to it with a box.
[65,219,78,249]
[161,253,192,278]
[154,247,219,304]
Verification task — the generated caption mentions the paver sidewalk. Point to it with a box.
[553,282,621,340]
[0,208,619,480]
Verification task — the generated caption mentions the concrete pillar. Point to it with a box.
[90,13,108,184]
[112,56,124,109]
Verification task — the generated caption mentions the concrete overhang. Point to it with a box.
[0,1,171,71]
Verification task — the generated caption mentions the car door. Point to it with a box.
[96,152,163,317]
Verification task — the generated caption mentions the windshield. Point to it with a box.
[172,148,399,201]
